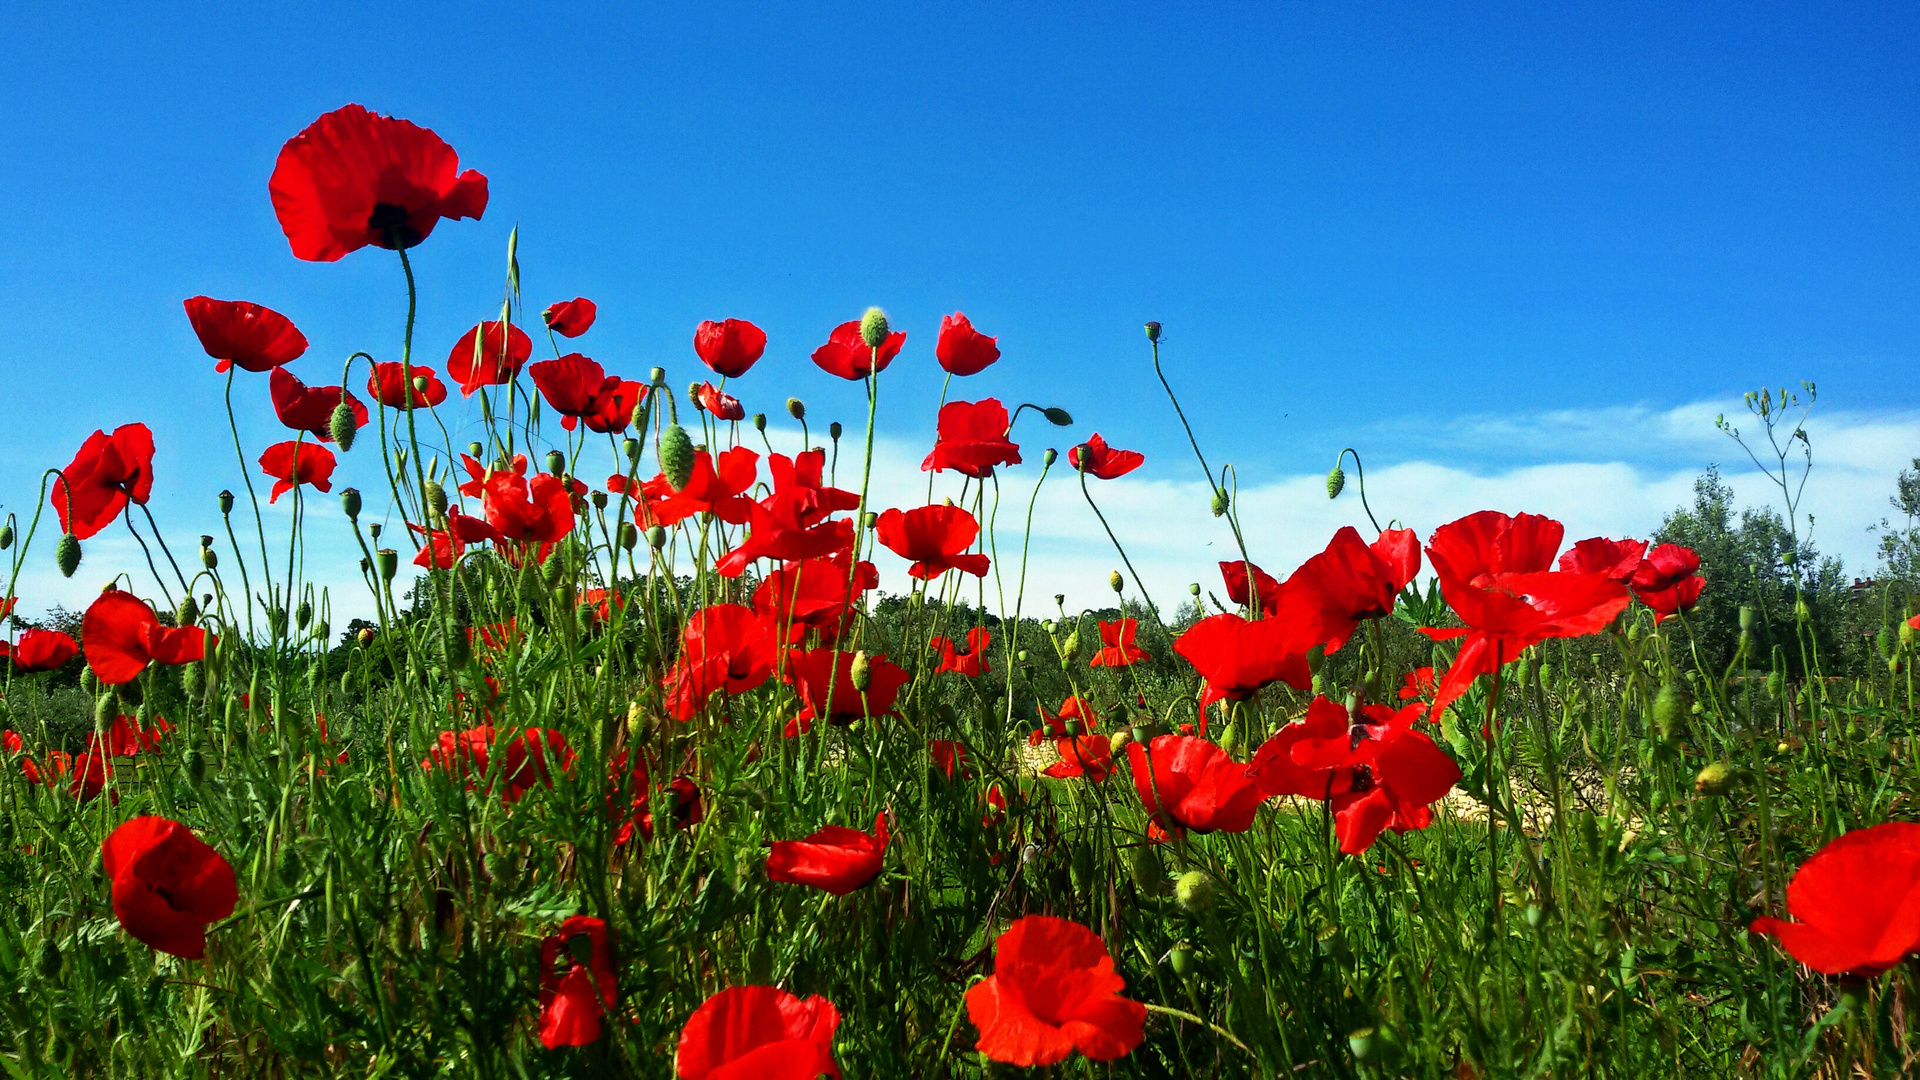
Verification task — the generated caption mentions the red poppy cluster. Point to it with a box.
[421,726,575,803]
[1249,696,1462,854]
[83,588,209,686]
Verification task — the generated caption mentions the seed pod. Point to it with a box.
[590,490,607,511]
[545,450,566,477]
[1652,682,1682,740]
[368,522,382,539]
[1109,570,1124,594]
[55,534,81,578]
[659,424,695,491]
[376,549,399,581]
[647,525,667,550]
[1189,582,1201,596]
[618,522,638,550]
[1738,604,1757,633]
[829,421,843,442]
[218,490,235,515]
[1144,321,1161,342]
[296,600,313,630]
[851,651,872,692]
[1174,870,1217,915]
[859,307,890,348]
[752,413,767,432]
[1043,407,1072,426]
[1042,447,1058,467]
[1327,465,1346,499]
[622,437,642,465]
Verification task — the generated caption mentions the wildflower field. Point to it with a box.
[2,104,1916,1079]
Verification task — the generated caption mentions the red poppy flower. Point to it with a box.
[1089,619,1146,667]
[649,447,759,528]
[1425,510,1565,584]
[422,726,574,803]
[1218,558,1286,617]
[46,749,113,802]
[258,441,336,504]
[694,318,769,379]
[929,740,970,780]
[468,619,519,654]
[183,297,308,373]
[446,321,533,397]
[410,510,490,569]
[1557,536,1648,582]
[966,915,1145,1066]
[754,552,878,644]
[269,103,488,261]
[9,627,78,672]
[543,297,597,338]
[1032,696,1101,746]
[935,312,999,376]
[538,915,616,1049]
[1044,735,1116,782]
[933,626,992,677]
[92,713,172,758]
[1173,612,1315,709]
[1068,434,1144,480]
[53,424,155,540]
[1750,822,1920,976]
[1127,734,1264,834]
[921,399,1022,478]
[1287,526,1422,653]
[666,604,777,718]
[83,588,208,686]
[782,649,910,732]
[367,361,448,408]
[483,470,577,546]
[1247,696,1460,854]
[587,379,649,434]
[696,382,745,422]
[610,752,706,845]
[675,985,841,1080]
[268,367,369,442]
[766,812,889,895]
[875,505,990,579]
[101,816,237,959]
[529,354,619,429]
[1398,666,1437,701]
[1638,575,1706,624]
[716,450,861,577]
[1631,543,1705,624]
[811,319,905,380]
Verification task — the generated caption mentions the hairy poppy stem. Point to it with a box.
[1077,466,1164,632]
[1333,448,1383,535]
[137,502,192,598]
[223,366,274,621]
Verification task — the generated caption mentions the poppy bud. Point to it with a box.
[686,380,703,409]
[1878,626,1895,660]
[442,623,472,670]
[218,490,235,515]
[1189,582,1201,597]
[1210,490,1229,517]
[1349,1029,1379,1063]
[1169,941,1197,978]
[1652,682,1682,740]
[94,693,116,733]
[541,450,563,478]
[659,424,695,491]
[0,524,12,550]
[1903,619,1917,648]
[1767,669,1784,698]
[787,398,805,420]
[329,402,359,450]
[1108,729,1133,754]
[1017,649,1029,663]
[1043,407,1073,426]
[591,490,608,511]
[647,525,667,550]
[184,748,207,786]
[1110,570,1124,594]
[376,549,398,581]
[55,534,80,578]
[1041,447,1058,468]
[1062,630,1081,664]
[34,939,60,980]
[631,399,650,431]
[609,522,635,551]
[863,511,878,530]
[467,441,484,458]
[1174,870,1217,915]
[176,595,199,627]
[851,651,872,692]
[1693,761,1737,797]
[419,481,447,525]
[1794,599,1811,623]
[1327,465,1345,499]
[80,668,98,695]
[296,600,313,631]
[1144,321,1161,342]
[859,307,890,349]
[332,486,361,522]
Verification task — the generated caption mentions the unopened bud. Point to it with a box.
[1794,599,1811,623]
[619,522,638,550]
[1110,570,1124,594]
[1189,582,1201,596]
[425,481,450,524]
[357,627,375,646]
[340,487,362,520]
[200,542,218,570]
[752,413,767,432]
[786,398,805,421]
[1144,321,1161,342]
[648,366,665,385]
[376,549,398,581]
[296,600,312,630]
[218,490,235,515]
[658,425,695,491]
[1653,682,1682,740]
[850,651,872,692]
[1694,761,1737,797]
[687,380,703,408]
[1043,407,1072,426]
[55,534,80,578]
[591,490,607,510]
[468,441,484,458]
[1210,490,1229,517]
[329,402,358,450]
[176,596,199,627]
[0,524,12,551]
[1174,870,1216,915]
[1327,465,1346,499]
[647,525,667,550]
[859,307,890,348]
[1903,619,1917,648]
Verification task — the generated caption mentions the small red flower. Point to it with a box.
[538,915,616,1049]
[695,382,745,421]
[268,368,369,442]
[47,749,113,802]
[93,713,173,757]
[529,354,625,430]
[921,399,1021,478]
[1750,822,1920,976]
[421,726,575,803]
[258,441,336,504]
[183,297,308,373]
[965,915,1145,1066]
[53,424,155,540]
[1557,536,1648,582]
[9,627,78,672]
[1631,542,1705,624]
[935,312,999,376]
[766,811,889,895]
[482,471,577,546]
[874,505,990,579]
[582,379,647,434]
[1398,666,1437,700]
[649,447,759,527]
[83,588,209,686]
[269,104,488,261]
[675,985,841,1080]
[715,450,861,577]
[694,319,769,379]
[1173,612,1315,709]
[1089,619,1146,667]
[810,319,905,380]
[542,297,597,338]
[1247,696,1460,854]
[1068,434,1144,479]
[1044,735,1116,782]
[1127,734,1265,834]
[782,648,910,732]
[101,816,237,959]
[933,626,992,677]
[446,321,533,397]
[1031,696,1100,746]
[367,362,448,408]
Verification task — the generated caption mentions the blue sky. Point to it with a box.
[2,2,1915,619]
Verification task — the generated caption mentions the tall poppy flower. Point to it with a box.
[1173,611,1315,709]
[1557,536,1648,582]
[1044,735,1116,782]
[269,103,488,261]
[183,297,308,373]
[922,399,1022,478]
[542,297,597,338]
[446,321,533,397]
[1287,526,1422,653]
[675,985,841,1080]
[766,812,888,895]
[875,505,990,579]
[367,361,448,408]
[9,627,78,672]
[1031,696,1100,746]
[783,649,910,731]
[1068,434,1144,480]
[48,749,113,802]
[811,319,904,380]
[582,378,647,434]
[83,588,208,686]
[649,447,759,528]
[1219,558,1286,617]
[528,353,614,426]
[695,382,745,421]
[268,368,368,442]
[1127,735,1265,835]
[53,424,155,540]
[754,551,877,644]
[715,450,860,577]
[933,626,992,677]
[966,915,1145,1066]
[1631,542,1706,624]
[1749,822,1920,976]
[935,312,1000,376]
[258,441,336,503]
[482,470,577,547]
[93,713,173,757]
[929,740,970,780]
[421,726,574,803]
[538,915,616,1049]
[1089,619,1146,667]
[101,816,237,960]
[1247,696,1461,854]
[694,318,768,379]
[677,603,777,700]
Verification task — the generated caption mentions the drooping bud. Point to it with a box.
[1062,629,1082,664]
[545,450,566,477]
[646,525,667,550]
[786,398,805,420]
[687,380,704,409]
[218,490,235,515]
[340,487,362,521]
[1766,669,1785,698]
[376,549,398,581]
[0,524,12,550]
[329,402,359,450]
[1174,870,1217,915]
[1878,626,1895,660]
[1694,761,1737,797]
[1043,407,1073,426]
[184,748,207,786]
[1210,490,1229,517]
[295,600,313,631]
[55,534,80,578]
[1144,321,1161,342]
[859,307,890,348]
[659,424,695,491]
[1110,570,1125,594]
[850,651,872,692]
[423,481,447,524]
[34,939,60,980]
[1327,465,1346,499]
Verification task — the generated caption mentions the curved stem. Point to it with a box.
[1335,447,1383,534]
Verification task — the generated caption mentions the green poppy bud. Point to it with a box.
[1210,490,1229,517]
[591,490,607,510]
[659,424,695,491]
[1652,682,1682,740]
[1110,570,1124,594]
[786,398,805,421]
[55,534,80,578]
[1306,643,1326,674]
[329,403,358,450]
[1174,870,1217,915]
[423,481,448,524]
[619,522,638,550]
[1108,729,1133,754]
[1795,599,1811,623]
[1766,669,1784,698]
[686,380,703,408]
[850,650,872,692]
[543,450,564,477]
[176,595,199,627]
[1327,465,1346,499]
[376,549,398,581]
[647,525,667,550]
[752,413,767,432]
[218,490,235,515]
[200,540,218,570]
[94,692,116,733]
[1144,321,1161,342]
[1693,761,1737,797]
[1062,630,1081,663]
[1902,619,1916,648]
[859,307,890,348]
[1738,604,1756,633]
[296,600,312,631]
[463,441,481,459]
[184,748,207,786]
[1043,407,1072,426]
[631,398,650,431]
[1349,1029,1378,1063]
[1189,582,1201,596]
[0,524,13,550]
[1126,846,1166,893]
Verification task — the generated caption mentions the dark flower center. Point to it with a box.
[1349,764,1376,793]
[368,203,422,249]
